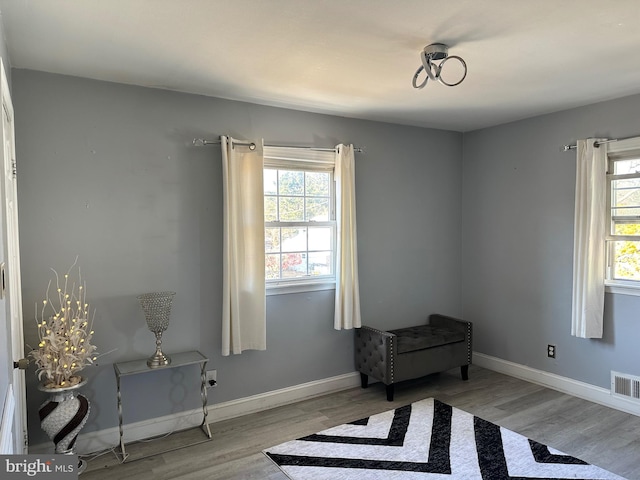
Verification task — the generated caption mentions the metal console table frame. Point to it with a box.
[113,350,212,462]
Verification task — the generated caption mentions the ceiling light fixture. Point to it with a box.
[412,43,467,89]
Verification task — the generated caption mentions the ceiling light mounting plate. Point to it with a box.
[423,43,448,61]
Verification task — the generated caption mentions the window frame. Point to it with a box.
[604,136,640,296]
[263,146,337,295]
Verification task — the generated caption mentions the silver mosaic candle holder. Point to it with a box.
[137,291,175,368]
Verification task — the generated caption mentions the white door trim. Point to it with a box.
[0,57,27,453]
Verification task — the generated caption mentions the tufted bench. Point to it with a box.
[354,314,472,401]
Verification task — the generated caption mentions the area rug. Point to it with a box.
[263,397,625,480]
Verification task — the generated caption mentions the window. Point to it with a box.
[263,146,336,293]
[606,137,640,292]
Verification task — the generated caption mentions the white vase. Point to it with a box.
[38,377,90,473]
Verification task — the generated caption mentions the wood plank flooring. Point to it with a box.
[80,366,640,479]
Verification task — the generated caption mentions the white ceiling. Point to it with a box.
[1,0,640,132]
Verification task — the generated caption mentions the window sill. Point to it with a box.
[605,280,640,297]
[266,280,335,296]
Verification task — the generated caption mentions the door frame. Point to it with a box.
[0,57,27,454]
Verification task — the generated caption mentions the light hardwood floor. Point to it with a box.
[81,366,640,479]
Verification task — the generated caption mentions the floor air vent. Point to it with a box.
[611,371,640,401]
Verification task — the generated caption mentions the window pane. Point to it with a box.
[265,228,280,253]
[263,163,335,285]
[613,240,640,281]
[308,227,332,251]
[614,158,640,175]
[281,228,306,252]
[266,254,280,279]
[264,169,277,195]
[306,172,330,196]
[279,170,304,196]
[614,222,640,237]
[306,198,330,221]
[280,197,304,221]
[612,177,640,217]
[282,253,307,278]
[309,251,332,276]
[265,196,277,222]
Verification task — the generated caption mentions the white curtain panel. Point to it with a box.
[334,144,362,330]
[571,138,607,339]
[221,136,266,355]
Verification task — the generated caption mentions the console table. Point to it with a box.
[113,350,212,462]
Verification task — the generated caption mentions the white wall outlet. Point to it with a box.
[206,369,217,387]
[547,344,556,358]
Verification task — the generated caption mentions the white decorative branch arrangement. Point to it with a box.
[30,258,99,389]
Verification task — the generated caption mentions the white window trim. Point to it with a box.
[266,279,335,296]
[605,136,640,295]
[264,146,337,294]
[605,280,640,296]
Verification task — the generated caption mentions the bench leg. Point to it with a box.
[360,372,368,389]
[386,384,394,402]
[461,365,469,381]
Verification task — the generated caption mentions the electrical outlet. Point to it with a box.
[547,344,556,358]
[206,370,217,387]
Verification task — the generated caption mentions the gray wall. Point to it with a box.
[462,94,640,387]
[14,59,640,449]
[12,69,463,445]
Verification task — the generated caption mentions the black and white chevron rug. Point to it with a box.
[264,397,625,480]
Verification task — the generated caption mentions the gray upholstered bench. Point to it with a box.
[354,314,472,401]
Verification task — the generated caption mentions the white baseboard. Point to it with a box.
[30,357,640,454]
[473,352,640,417]
[30,371,361,455]
[208,371,361,423]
